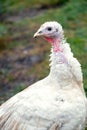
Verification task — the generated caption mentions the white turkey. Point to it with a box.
[0,21,87,130]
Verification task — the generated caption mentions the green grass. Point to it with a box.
[4,0,68,13]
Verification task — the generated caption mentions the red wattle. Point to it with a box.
[44,36,53,43]
[44,36,62,52]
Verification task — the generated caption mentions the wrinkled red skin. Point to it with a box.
[44,36,54,43]
[44,36,63,52]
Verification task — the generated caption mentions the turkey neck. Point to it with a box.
[48,37,73,87]
[45,36,63,52]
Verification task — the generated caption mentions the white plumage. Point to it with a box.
[0,21,87,130]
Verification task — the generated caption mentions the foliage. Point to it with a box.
[4,0,69,12]
[13,84,26,94]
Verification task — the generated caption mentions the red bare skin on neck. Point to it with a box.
[44,36,63,52]
[44,36,68,65]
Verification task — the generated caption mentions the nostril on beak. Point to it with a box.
[33,30,43,38]
[38,31,42,34]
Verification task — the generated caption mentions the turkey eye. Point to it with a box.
[47,27,52,31]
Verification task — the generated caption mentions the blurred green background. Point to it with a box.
[0,0,87,106]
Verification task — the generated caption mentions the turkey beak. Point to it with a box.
[34,29,43,38]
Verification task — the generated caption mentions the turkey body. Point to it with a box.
[0,21,87,130]
[0,50,86,130]
[0,76,86,130]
